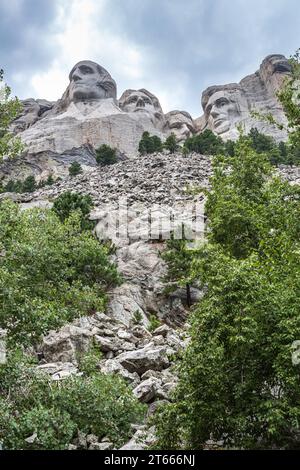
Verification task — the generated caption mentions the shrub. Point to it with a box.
[96,144,117,166]
[148,314,161,333]
[0,350,145,450]
[164,133,179,153]
[22,175,37,193]
[52,191,94,230]
[69,161,83,177]
[0,201,120,345]
[138,131,163,154]
[183,129,224,155]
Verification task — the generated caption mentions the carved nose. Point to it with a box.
[211,106,220,118]
[72,70,82,82]
[136,98,145,107]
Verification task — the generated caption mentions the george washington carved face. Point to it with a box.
[68,60,117,102]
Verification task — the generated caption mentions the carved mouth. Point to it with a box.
[214,118,226,127]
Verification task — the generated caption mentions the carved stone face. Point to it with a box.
[12,99,53,133]
[204,88,248,135]
[165,111,195,142]
[68,60,117,102]
[119,89,163,116]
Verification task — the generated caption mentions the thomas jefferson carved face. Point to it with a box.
[203,87,248,135]
[165,111,195,142]
[68,61,117,102]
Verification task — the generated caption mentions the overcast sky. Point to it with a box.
[0,0,299,117]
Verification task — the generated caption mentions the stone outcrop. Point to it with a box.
[1,54,294,183]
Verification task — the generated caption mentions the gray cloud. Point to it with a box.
[1,0,299,116]
[0,0,61,94]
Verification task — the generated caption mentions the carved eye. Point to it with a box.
[128,96,138,103]
[216,98,229,107]
[80,66,94,74]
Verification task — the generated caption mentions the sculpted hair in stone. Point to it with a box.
[201,83,245,113]
[69,61,117,99]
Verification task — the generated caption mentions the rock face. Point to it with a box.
[1,53,293,183]
[6,60,165,179]
[197,54,291,142]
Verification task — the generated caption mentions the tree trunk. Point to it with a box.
[186,283,191,308]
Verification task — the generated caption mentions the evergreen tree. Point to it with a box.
[69,161,83,177]
[184,129,224,155]
[52,191,94,231]
[138,131,163,154]
[164,133,179,153]
[22,175,36,193]
[95,144,117,166]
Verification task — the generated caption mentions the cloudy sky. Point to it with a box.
[0,0,299,117]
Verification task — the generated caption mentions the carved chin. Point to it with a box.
[213,120,230,134]
[71,87,106,102]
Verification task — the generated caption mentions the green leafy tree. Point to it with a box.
[96,144,117,166]
[0,69,24,161]
[154,129,300,450]
[162,234,194,307]
[0,349,145,450]
[52,191,94,230]
[184,129,224,155]
[0,201,120,345]
[164,133,179,153]
[22,175,37,193]
[69,161,83,177]
[138,131,163,154]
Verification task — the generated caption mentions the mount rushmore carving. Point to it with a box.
[3,54,292,178]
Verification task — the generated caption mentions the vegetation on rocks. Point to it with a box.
[138,131,163,154]
[154,135,300,449]
[69,161,83,177]
[0,69,24,161]
[0,349,145,450]
[0,200,120,345]
[96,144,117,166]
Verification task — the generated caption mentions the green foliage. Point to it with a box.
[277,50,300,148]
[162,234,195,306]
[0,350,145,450]
[138,131,163,154]
[0,201,120,345]
[148,314,161,333]
[154,127,300,449]
[132,310,143,325]
[69,161,83,177]
[164,133,179,153]
[52,191,94,230]
[0,69,24,161]
[96,144,117,166]
[184,129,224,155]
[0,174,58,194]
[22,175,37,193]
